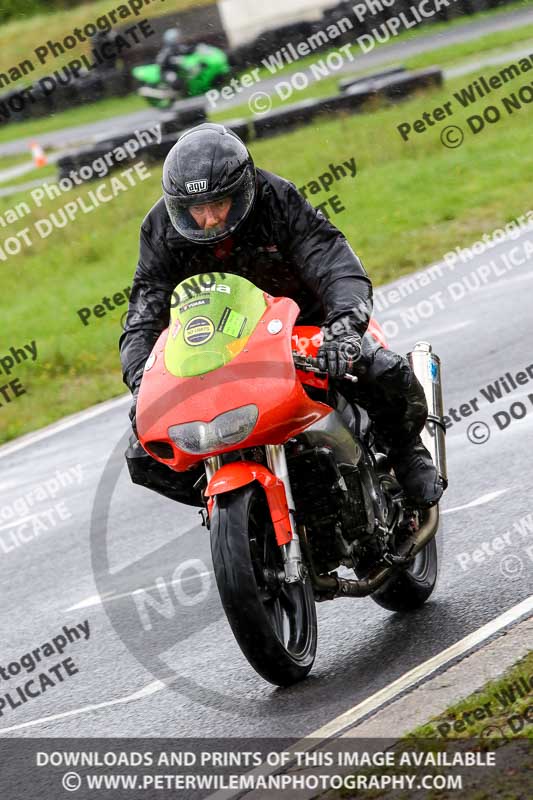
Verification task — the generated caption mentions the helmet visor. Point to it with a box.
[164,166,255,244]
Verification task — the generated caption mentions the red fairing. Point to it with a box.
[136,295,331,471]
[136,294,388,472]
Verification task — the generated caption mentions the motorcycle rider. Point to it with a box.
[156,27,196,89]
[119,123,445,509]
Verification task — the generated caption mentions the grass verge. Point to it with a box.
[0,62,531,443]
[319,652,533,800]
[410,651,533,741]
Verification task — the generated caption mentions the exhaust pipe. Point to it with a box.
[408,341,448,486]
[303,505,440,598]
[304,341,446,600]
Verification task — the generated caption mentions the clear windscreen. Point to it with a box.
[164,273,268,377]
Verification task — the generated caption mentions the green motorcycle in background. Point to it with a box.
[132,44,230,108]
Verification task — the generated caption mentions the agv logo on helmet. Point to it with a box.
[185,180,209,194]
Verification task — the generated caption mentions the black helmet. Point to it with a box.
[162,123,256,244]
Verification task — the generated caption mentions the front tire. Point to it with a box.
[210,484,317,686]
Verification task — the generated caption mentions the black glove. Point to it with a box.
[317,331,362,378]
[129,387,139,438]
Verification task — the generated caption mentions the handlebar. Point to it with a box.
[292,352,359,383]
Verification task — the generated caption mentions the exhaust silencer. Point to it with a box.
[407,341,447,485]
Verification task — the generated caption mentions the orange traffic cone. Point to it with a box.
[29,141,48,168]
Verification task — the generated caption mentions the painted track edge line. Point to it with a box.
[0,680,167,735]
[309,593,533,741]
[205,593,533,800]
[0,393,130,459]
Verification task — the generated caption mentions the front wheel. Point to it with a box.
[210,484,317,686]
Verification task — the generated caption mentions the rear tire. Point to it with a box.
[366,507,440,612]
[210,484,317,686]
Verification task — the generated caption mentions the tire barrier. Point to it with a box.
[253,97,326,139]
[56,132,178,182]
[228,0,511,70]
[166,97,208,129]
[55,64,443,182]
[0,68,135,128]
[368,67,443,101]
[254,66,443,141]
[55,114,245,184]
[339,66,406,93]
[213,118,251,143]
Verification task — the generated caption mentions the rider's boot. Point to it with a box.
[389,435,444,507]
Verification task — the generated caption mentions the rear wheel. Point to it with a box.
[370,507,440,611]
[210,484,317,686]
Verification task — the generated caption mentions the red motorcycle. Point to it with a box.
[136,272,447,686]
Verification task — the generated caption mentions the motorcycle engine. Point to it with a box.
[286,443,369,572]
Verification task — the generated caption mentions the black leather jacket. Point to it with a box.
[119,168,373,392]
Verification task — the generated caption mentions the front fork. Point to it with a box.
[264,444,304,583]
[204,447,305,584]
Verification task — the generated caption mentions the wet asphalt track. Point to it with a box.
[0,223,532,739]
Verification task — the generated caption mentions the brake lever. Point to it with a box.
[292,352,358,383]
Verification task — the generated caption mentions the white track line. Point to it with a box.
[64,570,213,612]
[441,488,508,514]
[2,594,531,740]
[206,593,533,800]
[0,680,166,735]
[0,394,129,460]
[308,594,533,740]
